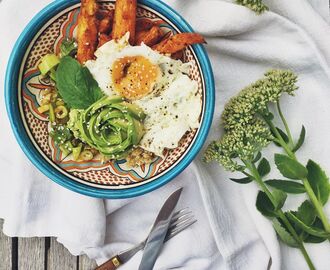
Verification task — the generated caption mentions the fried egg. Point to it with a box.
[85,34,202,157]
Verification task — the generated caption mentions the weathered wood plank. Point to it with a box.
[79,254,97,270]
[0,219,12,270]
[18,237,45,270]
[47,238,77,270]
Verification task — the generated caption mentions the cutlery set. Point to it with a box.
[96,188,196,270]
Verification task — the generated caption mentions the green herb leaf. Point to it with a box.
[272,190,287,210]
[306,160,330,205]
[256,191,277,217]
[265,179,305,194]
[274,154,308,180]
[257,158,270,177]
[296,200,316,226]
[292,125,305,152]
[50,125,73,145]
[271,127,289,146]
[287,212,330,238]
[272,218,299,248]
[277,127,289,143]
[304,218,328,243]
[56,56,104,109]
[229,177,253,184]
[253,152,262,163]
[60,38,77,57]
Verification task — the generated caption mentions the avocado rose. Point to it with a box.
[75,96,146,159]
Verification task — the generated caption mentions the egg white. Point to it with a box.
[85,34,202,157]
[85,34,190,97]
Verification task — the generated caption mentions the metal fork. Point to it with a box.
[95,208,197,270]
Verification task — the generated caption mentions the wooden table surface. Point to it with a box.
[0,220,97,270]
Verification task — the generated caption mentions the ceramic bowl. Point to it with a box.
[5,0,214,198]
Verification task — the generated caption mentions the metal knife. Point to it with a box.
[138,188,183,270]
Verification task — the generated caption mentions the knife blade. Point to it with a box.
[138,188,183,270]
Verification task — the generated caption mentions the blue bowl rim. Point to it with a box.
[5,0,215,199]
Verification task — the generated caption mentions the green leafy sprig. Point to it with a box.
[235,0,269,14]
[204,69,330,270]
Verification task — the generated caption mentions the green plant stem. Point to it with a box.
[263,112,330,234]
[276,101,294,147]
[276,211,315,270]
[302,177,330,233]
[245,161,316,270]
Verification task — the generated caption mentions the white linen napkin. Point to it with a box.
[1,0,330,269]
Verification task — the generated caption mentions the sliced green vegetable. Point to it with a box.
[49,68,57,81]
[38,54,60,75]
[59,141,73,156]
[49,104,55,123]
[72,143,83,161]
[55,105,68,119]
[80,150,94,161]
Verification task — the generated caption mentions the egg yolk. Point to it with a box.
[111,56,160,100]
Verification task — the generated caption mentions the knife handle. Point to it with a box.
[95,256,122,270]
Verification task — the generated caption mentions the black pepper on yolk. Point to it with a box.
[111,56,160,100]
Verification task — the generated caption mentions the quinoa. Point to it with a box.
[126,147,155,167]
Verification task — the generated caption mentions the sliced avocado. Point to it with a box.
[131,118,145,145]
[112,102,146,121]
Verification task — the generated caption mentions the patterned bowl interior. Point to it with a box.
[19,1,205,189]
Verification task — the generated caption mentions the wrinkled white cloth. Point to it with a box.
[1,0,330,269]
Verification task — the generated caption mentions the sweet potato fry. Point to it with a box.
[171,50,184,61]
[98,9,114,35]
[153,33,205,54]
[136,18,154,32]
[77,0,99,64]
[135,26,163,46]
[112,0,137,44]
[98,33,112,48]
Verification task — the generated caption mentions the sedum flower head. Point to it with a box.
[204,119,273,171]
[222,69,298,131]
[235,0,269,14]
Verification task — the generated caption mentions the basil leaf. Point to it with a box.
[56,56,104,109]
[272,218,299,248]
[287,212,330,238]
[256,191,277,217]
[274,154,308,180]
[306,160,330,205]
[229,177,253,184]
[292,125,305,152]
[265,179,305,194]
[257,158,270,177]
[272,190,287,210]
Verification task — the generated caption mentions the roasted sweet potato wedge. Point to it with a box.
[77,0,99,64]
[98,33,112,48]
[136,18,155,32]
[153,33,205,54]
[98,9,114,35]
[135,26,163,46]
[171,50,184,61]
[112,0,137,44]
